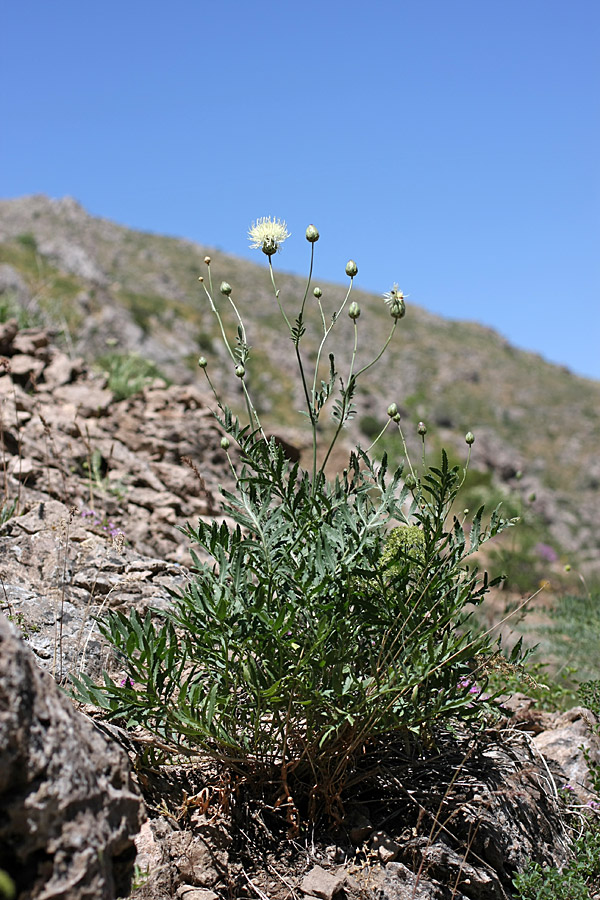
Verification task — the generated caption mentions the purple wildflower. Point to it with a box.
[458,678,480,694]
[535,543,558,563]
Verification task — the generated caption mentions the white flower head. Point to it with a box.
[383,283,407,320]
[248,217,290,256]
[383,283,404,304]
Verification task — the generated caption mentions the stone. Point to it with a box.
[371,861,449,900]
[53,382,114,417]
[300,865,346,900]
[177,888,219,900]
[0,614,144,899]
[39,350,77,389]
[0,317,19,353]
[534,706,600,802]
[8,353,45,382]
[7,456,35,480]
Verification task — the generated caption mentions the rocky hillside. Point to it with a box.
[1,312,600,899]
[1,194,599,576]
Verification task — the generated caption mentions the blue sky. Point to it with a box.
[2,0,599,379]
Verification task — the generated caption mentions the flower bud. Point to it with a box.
[220,281,232,296]
[528,492,536,503]
[417,421,427,436]
[389,297,406,320]
[405,474,417,489]
[220,437,230,450]
[305,224,319,243]
[313,287,322,299]
[465,431,475,445]
[198,276,204,282]
[564,564,572,573]
[204,256,211,265]
[387,403,398,418]
[393,413,401,423]
[345,260,358,278]
[235,364,245,378]
[348,302,360,320]
[198,356,208,369]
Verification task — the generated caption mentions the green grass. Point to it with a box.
[96,352,170,401]
[0,238,85,333]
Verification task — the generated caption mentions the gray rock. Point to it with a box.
[371,861,448,900]
[534,706,600,802]
[0,614,144,899]
[300,865,346,900]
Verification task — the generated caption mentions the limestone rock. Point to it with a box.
[0,614,144,899]
[300,865,347,900]
[534,706,600,802]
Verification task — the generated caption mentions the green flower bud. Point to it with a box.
[387,403,398,418]
[198,356,208,369]
[220,281,232,296]
[220,437,230,450]
[345,260,358,278]
[305,224,319,243]
[564,564,572,573]
[528,492,536,503]
[313,287,322,299]
[465,431,475,445]
[389,297,406,320]
[417,421,427,436]
[404,474,417,489]
[235,364,245,378]
[348,302,360,320]
[393,413,401,423]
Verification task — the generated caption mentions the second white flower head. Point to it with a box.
[248,217,290,256]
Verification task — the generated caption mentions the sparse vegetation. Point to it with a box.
[96,351,169,401]
[1,197,599,893]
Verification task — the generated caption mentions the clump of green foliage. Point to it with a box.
[96,351,169,401]
[513,829,600,899]
[72,221,518,825]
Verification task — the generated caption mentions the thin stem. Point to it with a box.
[317,319,360,478]
[354,320,397,380]
[269,258,292,332]
[363,418,392,455]
[458,445,473,490]
[227,296,257,429]
[396,422,418,482]
[200,281,236,367]
[311,277,354,408]
[299,242,315,321]
[228,296,248,351]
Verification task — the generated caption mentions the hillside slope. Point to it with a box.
[1,194,598,575]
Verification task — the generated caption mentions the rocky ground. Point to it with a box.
[1,321,600,899]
